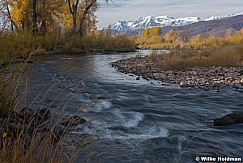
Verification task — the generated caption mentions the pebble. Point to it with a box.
[111,56,243,88]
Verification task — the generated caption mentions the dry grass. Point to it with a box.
[0,75,91,163]
[0,68,21,117]
[0,116,87,163]
[149,45,243,71]
[0,31,135,68]
[174,131,211,163]
[0,32,38,65]
[62,33,135,53]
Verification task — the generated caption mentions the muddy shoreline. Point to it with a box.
[111,56,243,87]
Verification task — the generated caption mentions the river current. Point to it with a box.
[22,51,243,163]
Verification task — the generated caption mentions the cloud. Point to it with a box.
[96,0,243,28]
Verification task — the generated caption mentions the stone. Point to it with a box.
[111,56,243,88]
[61,115,86,127]
[19,107,35,121]
[179,81,186,87]
[34,107,51,126]
[214,113,243,126]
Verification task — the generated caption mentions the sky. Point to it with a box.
[96,0,243,28]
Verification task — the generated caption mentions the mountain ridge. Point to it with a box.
[110,12,243,35]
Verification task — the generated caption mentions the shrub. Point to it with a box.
[162,45,242,70]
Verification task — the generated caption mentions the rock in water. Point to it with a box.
[61,115,86,127]
[214,113,243,126]
[35,107,51,126]
[19,107,35,122]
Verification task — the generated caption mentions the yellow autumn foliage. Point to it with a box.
[134,26,243,50]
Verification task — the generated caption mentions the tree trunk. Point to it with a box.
[67,0,79,33]
[32,0,38,35]
[22,10,31,31]
[40,0,47,35]
[79,0,96,36]
[40,21,47,35]
[6,4,13,32]
[72,4,78,32]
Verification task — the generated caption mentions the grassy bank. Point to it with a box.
[0,31,135,67]
[149,45,243,71]
[0,67,90,162]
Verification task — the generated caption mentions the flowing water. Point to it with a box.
[22,51,243,162]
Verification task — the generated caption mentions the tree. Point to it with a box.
[10,0,33,31]
[0,0,19,31]
[141,28,149,38]
[79,0,98,36]
[141,26,162,38]
[1,0,108,35]
[67,0,80,33]
[175,28,191,43]
[9,0,65,34]
[66,0,98,35]
[32,0,38,35]
[37,0,66,35]
[106,23,112,36]
[164,30,175,43]
[225,28,235,38]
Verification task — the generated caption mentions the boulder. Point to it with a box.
[19,107,35,121]
[34,107,51,126]
[61,115,86,127]
[214,113,243,126]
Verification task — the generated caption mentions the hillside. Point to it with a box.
[111,14,243,37]
[162,15,243,37]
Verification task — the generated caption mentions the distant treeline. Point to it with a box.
[130,26,243,49]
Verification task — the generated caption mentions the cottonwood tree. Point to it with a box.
[8,0,65,34]
[78,0,98,36]
[66,0,98,35]
[37,0,66,35]
[164,30,175,43]
[67,0,80,33]
[10,0,32,31]
[175,28,192,43]
[0,0,19,32]
[1,0,110,35]
[142,26,162,38]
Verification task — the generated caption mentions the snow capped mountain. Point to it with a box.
[111,16,202,31]
[225,12,243,18]
[111,16,206,31]
[204,16,221,21]
[111,12,243,32]
[111,21,131,31]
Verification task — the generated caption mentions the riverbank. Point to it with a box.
[111,55,243,87]
[0,32,135,70]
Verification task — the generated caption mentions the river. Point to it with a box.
[22,50,243,163]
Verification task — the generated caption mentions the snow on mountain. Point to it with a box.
[204,16,221,21]
[225,12,243,18]
[111,12,243,32]
[111,15,204,31]
[111,21,131,31]
[173,17,203,26]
